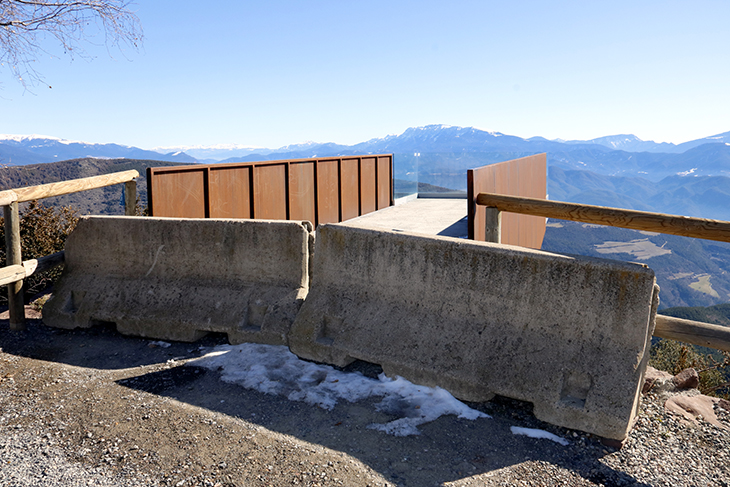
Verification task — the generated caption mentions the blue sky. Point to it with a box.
[1,0,729,149]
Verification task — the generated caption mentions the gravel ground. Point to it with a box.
[0,313,728,487]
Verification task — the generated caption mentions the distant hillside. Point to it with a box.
[542,220,730,309]
[659,303,730,326]
[549,167,730,220]
[0,158,191,215]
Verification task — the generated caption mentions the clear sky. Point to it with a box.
[1,0,729,150]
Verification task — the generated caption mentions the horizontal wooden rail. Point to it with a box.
[0,170,138,330]
[0,170,139,204]
[476,192,730,243]
[476,192,730,351]
[655,315,730,352]
[0,252,65,287]
[0,192,17,206]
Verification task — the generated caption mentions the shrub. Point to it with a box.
[0,200,79,306]
[650,338,730,399]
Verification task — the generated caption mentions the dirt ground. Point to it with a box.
[0,311,727,487]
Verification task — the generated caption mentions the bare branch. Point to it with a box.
[0,0,143,87]
[700,380,730,396]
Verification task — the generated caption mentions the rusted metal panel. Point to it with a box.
[147,154,393,227]
[360,157,377,215]
[317,159,340,225]
[254,164,288,220]
[340,158,360,221]
[467,154,546,249]
[377,155,392,210]
[289,161,316,224]
[149,169,207,218]
[209,166,252,218]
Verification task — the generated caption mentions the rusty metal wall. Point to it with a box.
[147,155,394,226]
[467,154,547,249]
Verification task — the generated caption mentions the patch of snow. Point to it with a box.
[188,343,489,436]
[677,168,698,177]
[472,126,505,137]
[510,426,569,445]
[0,133,63,143]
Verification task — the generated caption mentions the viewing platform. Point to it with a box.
[342,196,468,238]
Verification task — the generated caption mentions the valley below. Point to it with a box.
[542,220,730,310]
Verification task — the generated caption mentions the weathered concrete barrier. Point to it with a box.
[43,216,312,345]
[288,224,659,440]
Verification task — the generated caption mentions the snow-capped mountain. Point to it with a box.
[557,131,730,154]
[558,134,680,153]
[3,126,730,183]
[0,135,196,165]
[151,143,265,163]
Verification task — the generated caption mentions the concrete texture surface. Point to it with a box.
[288,224,660,440]
[43,216,312,345]
[343,197,468,238]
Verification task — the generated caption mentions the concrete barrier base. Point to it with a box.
[43,216,312,345]
[288,224,659,440]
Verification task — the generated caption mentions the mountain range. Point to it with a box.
[4,125,730,174]
[3,125,730,221]
[0,134,196,166]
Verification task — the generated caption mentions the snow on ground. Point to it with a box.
[188,343,489,436]
[511,426,570,446]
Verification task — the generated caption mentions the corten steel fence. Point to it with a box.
[467,153,547,249]
[0,171,139,330]
[146,155,394,226]
[476,191,730,353]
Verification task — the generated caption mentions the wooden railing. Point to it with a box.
[1,170,139,331]
[476,192,730,352]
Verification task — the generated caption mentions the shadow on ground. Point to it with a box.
[0,317,649,487]
[0,313,224,369]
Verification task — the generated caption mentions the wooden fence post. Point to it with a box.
[125,180,137,216]
[484,207,502,243]
[4,201,25,330]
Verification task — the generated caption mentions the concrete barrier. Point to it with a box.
[43,216,313,345]
[288,224,659,440]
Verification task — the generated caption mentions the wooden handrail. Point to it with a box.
[0,252,65,287]
[475,191,730,351]
[476,192,730,243]
[655,315,730,352]
[0,170,139,204]
[0,192,17,206]
[1,170,139,330]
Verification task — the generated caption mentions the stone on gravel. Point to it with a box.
[672,368,700,390]
[664,393,728,430]
[642,366,673,394]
